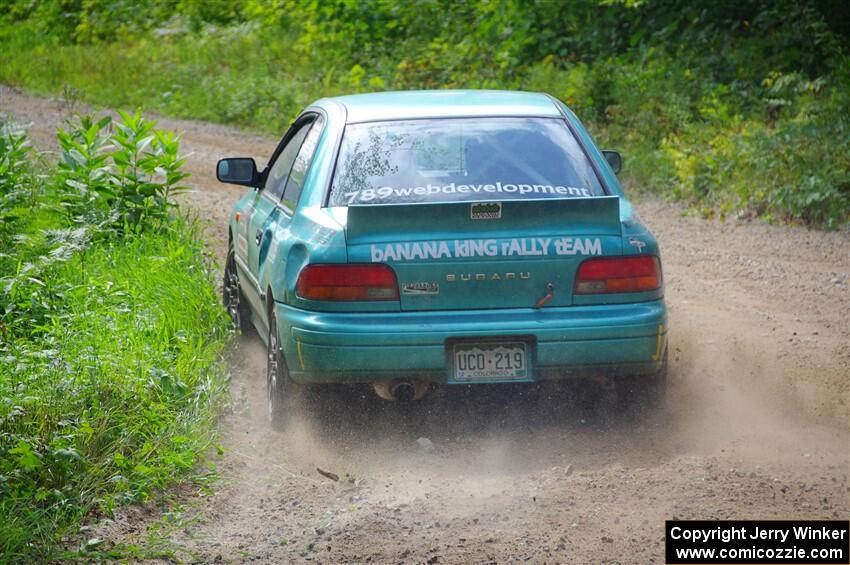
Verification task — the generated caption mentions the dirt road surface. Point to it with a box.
[3,85,849,564]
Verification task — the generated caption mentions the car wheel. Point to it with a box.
[267,310,297,428]
[617,347,667,413]
[223,240,251,333]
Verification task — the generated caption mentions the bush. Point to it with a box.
[56,111,189,233]
[0,121,33,246]
[0,117,229,561]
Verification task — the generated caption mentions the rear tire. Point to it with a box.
[223,240,251,334]
[267,310,299,429]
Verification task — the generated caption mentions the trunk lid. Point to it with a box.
[343,197,623,310]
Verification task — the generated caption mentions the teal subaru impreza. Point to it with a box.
[217,90,667,425]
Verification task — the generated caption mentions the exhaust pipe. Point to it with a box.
[391,381,416,402]
[372,379,429,402]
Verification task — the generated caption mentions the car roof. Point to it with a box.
[326,90,562,123]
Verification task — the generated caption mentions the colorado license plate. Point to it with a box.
[452,342,529,381]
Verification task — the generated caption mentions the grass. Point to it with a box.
[0,115,231,561]
[0,27,312,135]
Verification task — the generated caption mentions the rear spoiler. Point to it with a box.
[344,196,622,243]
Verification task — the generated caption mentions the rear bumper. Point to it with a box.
[276,300,667,384]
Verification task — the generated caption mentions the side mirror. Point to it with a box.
[602,150,622,175]
[217,158,260,187]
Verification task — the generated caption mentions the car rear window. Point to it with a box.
[329,117,604,206]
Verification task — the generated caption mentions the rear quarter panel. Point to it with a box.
[262,101,349,310]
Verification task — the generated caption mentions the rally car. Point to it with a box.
[217,90,667,425]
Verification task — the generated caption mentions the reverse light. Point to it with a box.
[296,264,399,301]
[574,255,662,294]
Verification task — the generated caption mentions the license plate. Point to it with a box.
[452,341,529,381]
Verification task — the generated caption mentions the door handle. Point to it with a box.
[255,229,263,246]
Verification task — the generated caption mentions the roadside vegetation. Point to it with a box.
[0,113,230,561]
[1,0,848,226]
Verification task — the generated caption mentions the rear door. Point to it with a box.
[345,197,623,310]
[248,117,316,276]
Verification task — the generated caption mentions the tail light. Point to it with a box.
[296,264,399,301]
[574,255,662,294]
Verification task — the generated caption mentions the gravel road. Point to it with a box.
[3,85,848,564]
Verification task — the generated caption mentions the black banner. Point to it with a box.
[666,520,850,564]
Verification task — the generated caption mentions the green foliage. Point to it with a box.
[57,111,190,233]
[0,121,34,245]
[0,120,229,561]
[0,0,848,225]
[656,70,850,225]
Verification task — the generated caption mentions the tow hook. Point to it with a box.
[534,282,555,308]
